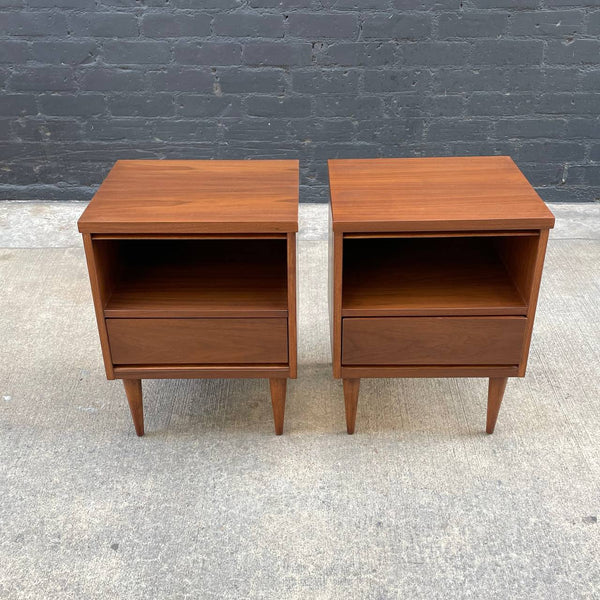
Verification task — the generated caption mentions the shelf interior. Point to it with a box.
[98,238,288,318]
[342,236,531,317]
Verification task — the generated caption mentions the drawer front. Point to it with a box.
[107,318,288,365]
[342,317,526,365]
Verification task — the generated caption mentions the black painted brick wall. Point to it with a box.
[1,1,599,202]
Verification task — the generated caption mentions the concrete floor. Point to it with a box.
[0,203,599,599]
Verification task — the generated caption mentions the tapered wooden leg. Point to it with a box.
[123,379,144,437]
[269,378,286,435]
[343,378,360,435]
[486,377,508,434]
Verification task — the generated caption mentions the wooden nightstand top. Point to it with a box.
[78,160,299,234]
[328,156,555,233]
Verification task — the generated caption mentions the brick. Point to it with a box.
[69,13,138,38]
[152,119,219,141]
[174,0,240,6]
[175,42,242,65]
[39,94,106,116]
[468,92,535,115]
[438,13,508,38]
[544,0,600,6]
[213,13,284,37]
[0,120,10,139]
[0,41,30,64]
[79,68,145,91]
[384,94,427,118]
[141,13,211,37]
[317,42,397,67]
[425,95,464,117]
[589,11,600,35]
[425,119,492,142]
[1,1,598,204]
[31,41,96,65]
[565,118,600,139]
[509,10,583,36]
[363,69,432,93]
[320,0,389,7]
[434,68,505,92]
[3,12,67,36]
[12,118,82,141]
[496,118,565,138]
[471,40,543,65]
[356,119,424,143]
[401,42,470,66]
[393,0,460,7]
[537,93,599,114]
[289,13,359,39]
[506,67,543,92]
[149,68,213,92]
[178,95,242,117]
[108,94,174,116]
[222,119,289,142]
[10,67,76,92]
[520,163,564,186]
[465,0,539,7]
[362,14,431,40]
[288,119,355,142]
[292,70,359,94]
[565,165,600,186]
[86,119,155,141]
[243,42,311,67]
[517,141,585,162]
[0,95,38,116]
[104,41,171,64]
[245,95,311,117]
[543,68,579,92]
[217,68,286,93]
[248,0,313,7]
[29,0,94,6]
[546,40,600,65]
[314,95,383,119]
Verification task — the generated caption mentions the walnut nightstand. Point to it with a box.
[78,160,298,436]
[328,156,555,434]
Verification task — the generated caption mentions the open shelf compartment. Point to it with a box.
[92,237,288,318]
[342,233,539,317]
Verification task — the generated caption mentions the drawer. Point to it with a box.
[342,317,526,365]
[107,318,288,365]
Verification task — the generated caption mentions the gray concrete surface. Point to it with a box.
[1,203,599,599]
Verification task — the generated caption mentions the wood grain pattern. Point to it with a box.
[518,228,550,376]
[343,378,360,434]
[342,237,528,317]
[329,209,344,378]
[82,233,115,379]
[78,160,299,234]
[486,377,508,434]
[287,233,298,379]
[340,365,519,378]
[101,239,288,318]
[329,156,555,233]
[123,379,144,436]
[269,378,287,435]
[494,234,540,304]
[342,317,526,365]
[107,318,288,365]
[114,365,290,379]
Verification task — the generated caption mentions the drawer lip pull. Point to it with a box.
[342,316,527,366]
[107,317,289,365]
